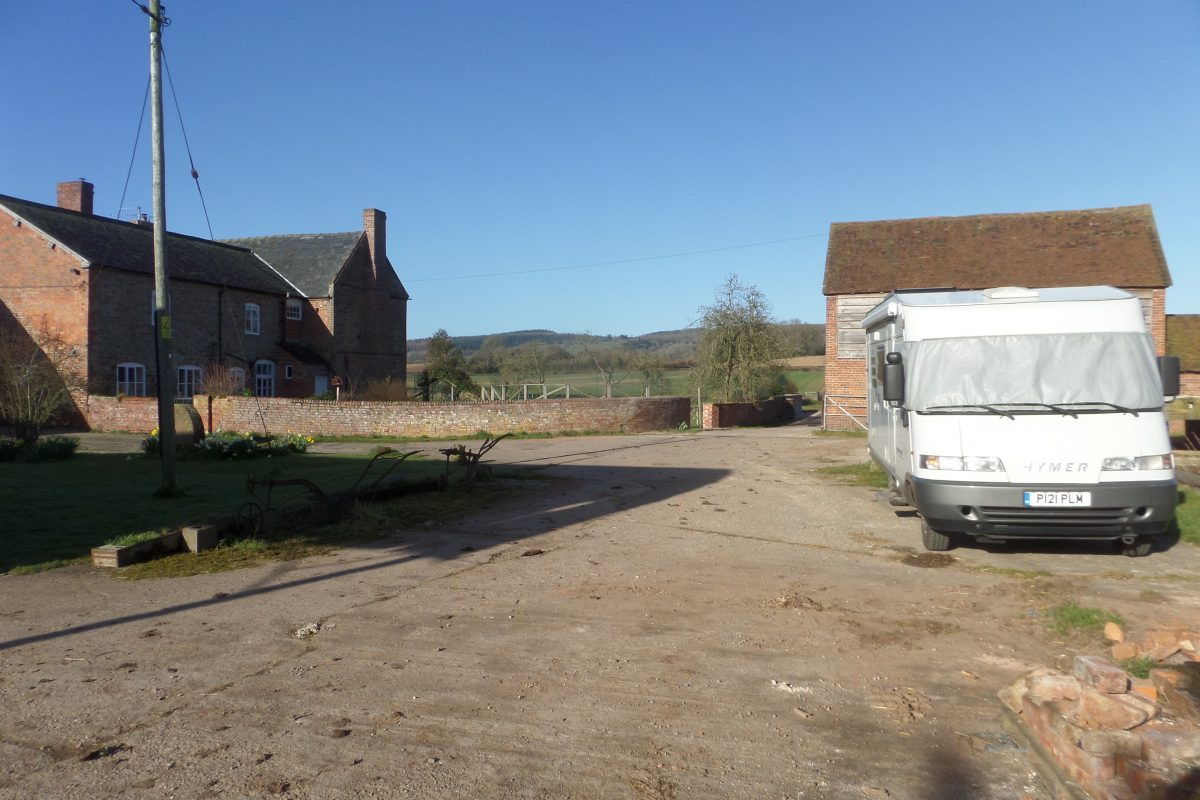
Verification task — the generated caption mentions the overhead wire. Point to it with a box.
[115,77,150,220]
[158,34,272,440]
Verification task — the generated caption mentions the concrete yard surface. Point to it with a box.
[2,426,1199,799]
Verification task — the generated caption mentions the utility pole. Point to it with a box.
[149,0,177,492]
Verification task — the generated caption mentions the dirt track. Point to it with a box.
[2,426,1198,799]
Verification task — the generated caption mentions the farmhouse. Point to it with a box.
[0,180,408,429]
[821,205,1172,429]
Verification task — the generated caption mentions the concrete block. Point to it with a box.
[182,525,219,553]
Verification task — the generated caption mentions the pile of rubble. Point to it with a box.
[1107,623,1199,670]
[1000,640,1199,799]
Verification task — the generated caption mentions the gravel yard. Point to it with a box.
[2,425,1198,799]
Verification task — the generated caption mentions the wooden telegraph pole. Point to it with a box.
[149,0,177,492]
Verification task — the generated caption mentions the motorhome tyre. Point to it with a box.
[1122,537,1152,558]
[921,519,953,551]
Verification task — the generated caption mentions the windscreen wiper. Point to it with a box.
[924,404,1015,419]
[996,402,1079,418]
[1060,401,1145,416]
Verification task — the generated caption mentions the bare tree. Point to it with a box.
[200,363,244,398]
[634,354,666,397]
[502,342,550,385]
[693,275,782,402]
[0,328,84,443]
[586,349,626,398]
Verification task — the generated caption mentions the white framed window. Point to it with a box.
[229,367,245,390]
[177,365,202,399]
[254,360,275,397]
[286,298,303,321]
[245,303,261,335]
[284,364,294,380]
[116,362,146,396]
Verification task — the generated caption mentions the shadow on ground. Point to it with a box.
[0,454,728,652]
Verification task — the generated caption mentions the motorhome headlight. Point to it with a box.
[1102,454,1174,471]
[919,455,1005,472]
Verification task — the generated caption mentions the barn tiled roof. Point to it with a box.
[221,233,363,298]
[823,205,1171,296]
[1167,315,1200,373]
[0,194,295,296]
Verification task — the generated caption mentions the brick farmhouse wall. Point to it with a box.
[196,394,690,437]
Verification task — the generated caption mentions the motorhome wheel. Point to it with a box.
[1122,537,1152,558]
[920,519,953,552]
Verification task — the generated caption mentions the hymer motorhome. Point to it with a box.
[862,286,1180,556]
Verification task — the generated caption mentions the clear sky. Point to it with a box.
[3,1,1197,339]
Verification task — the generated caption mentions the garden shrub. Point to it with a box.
[0,436,78,462]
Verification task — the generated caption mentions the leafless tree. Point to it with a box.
[0,328,85,443]
[502,341,551,386]
[634,354,666,397]
[200,363,244,398]
[586,349,626,398]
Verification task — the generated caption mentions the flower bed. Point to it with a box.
[141,429,315,459]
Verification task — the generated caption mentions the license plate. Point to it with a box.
[1023,491,1091,507]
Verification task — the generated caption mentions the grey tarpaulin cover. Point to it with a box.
[905,332,1162,412]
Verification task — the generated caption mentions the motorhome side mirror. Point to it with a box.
[883,351,905,404]
[1160,355,1181,397]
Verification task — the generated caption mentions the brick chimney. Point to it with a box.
[57,180,94,215]
[363,208,386,281]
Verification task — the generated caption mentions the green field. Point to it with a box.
[415,367,824,400]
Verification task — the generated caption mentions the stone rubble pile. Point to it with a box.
[1106,623,1199,669]
[1000,647,1199,800]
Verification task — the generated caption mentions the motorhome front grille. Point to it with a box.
[977,506,1132,527]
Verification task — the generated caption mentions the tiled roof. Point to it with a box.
[1167,315,1200,373]
[0,194,294,296]
[221,233,363,298]
[823,205,1171,296]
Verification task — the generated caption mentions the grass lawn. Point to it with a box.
[1178,486,1200,545]
[0,452,443,573]
[815,461,890,488]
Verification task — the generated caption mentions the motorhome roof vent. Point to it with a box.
[982,286,1039,299]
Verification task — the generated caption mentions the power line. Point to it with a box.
[115,77,150,220]
[407,232,829,283]
[161,43,214,240]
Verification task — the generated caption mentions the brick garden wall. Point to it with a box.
[197,394,690,437]
[81,394,159,432]
[701,395,805,429]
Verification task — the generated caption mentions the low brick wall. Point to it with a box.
[701,394,805,429]
[196,394,690,437]
[81,395,160,432]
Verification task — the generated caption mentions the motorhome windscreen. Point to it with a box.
[906,332,1162,413]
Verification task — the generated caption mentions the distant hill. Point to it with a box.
[407,323,822,366]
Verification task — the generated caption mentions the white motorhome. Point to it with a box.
[862,286,1180,556]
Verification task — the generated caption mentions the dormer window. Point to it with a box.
[245,303,261,335]
[286,298,303,321]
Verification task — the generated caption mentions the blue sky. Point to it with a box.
[2,1,1197,338]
